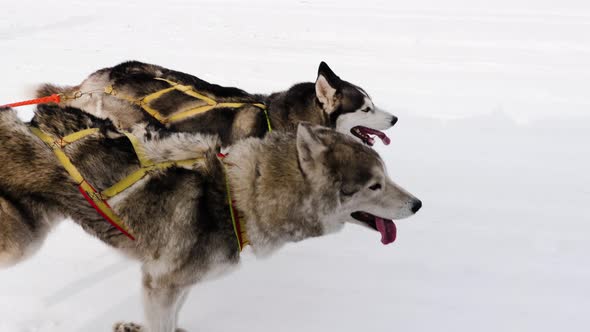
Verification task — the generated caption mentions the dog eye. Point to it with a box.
[361,107,371,113]
[369,183,382,191]
[341,187,356,196]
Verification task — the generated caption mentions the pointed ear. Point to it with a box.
[317,61,341,83]
[296,122,328,175]
[316,62,343,114]
[316,81,338,115]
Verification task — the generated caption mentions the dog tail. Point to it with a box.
[36,83,78,99]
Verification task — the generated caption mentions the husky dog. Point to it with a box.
[0,104,420,331]
[37,61,397,146]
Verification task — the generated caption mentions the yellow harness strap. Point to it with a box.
[100,131,204,198]
[121,132,154,167]
[30,127,135,239]
[101,157,204,199]
[104,78,272,132]
[30,127,98,183]
[218,154,249,251]
[30,127,205,240]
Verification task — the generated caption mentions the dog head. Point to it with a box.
[296,123,421,245]
[315,62,397,146]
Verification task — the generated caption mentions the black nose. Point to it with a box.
[390,116,398,126]
[411,199,422,213]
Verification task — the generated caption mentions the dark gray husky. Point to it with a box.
[0,104,420,332]
[38,61,396,146]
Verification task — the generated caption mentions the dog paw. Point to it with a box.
[113,322,143,332]
[113,322,188,332]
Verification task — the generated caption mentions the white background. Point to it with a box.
[1,0,589,331]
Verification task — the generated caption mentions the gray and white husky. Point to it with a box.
[0,104,420,332]
[38,61,397,146]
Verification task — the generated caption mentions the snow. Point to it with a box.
[1,0,589,331]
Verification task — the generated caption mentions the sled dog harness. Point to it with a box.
[104,77,273,132]
[29,127,205,241]
[1,77,273,132]
[28,128,248,249]
[3,77,255,249]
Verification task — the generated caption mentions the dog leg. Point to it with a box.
[144,284,189,332]
[114,281,189,332]
[174,288,190,326]
[0,196,50,267]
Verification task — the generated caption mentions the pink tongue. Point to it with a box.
[377,132,391,145]
[375,217,397,245]
[360,127,391,145]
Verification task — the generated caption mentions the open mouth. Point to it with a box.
[351,126,391,146]
[351,211,396,245]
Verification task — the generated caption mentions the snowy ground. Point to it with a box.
[1,0,589,331]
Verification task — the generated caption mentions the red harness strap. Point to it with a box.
[1,94,61,108]
[78,181,135,240]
